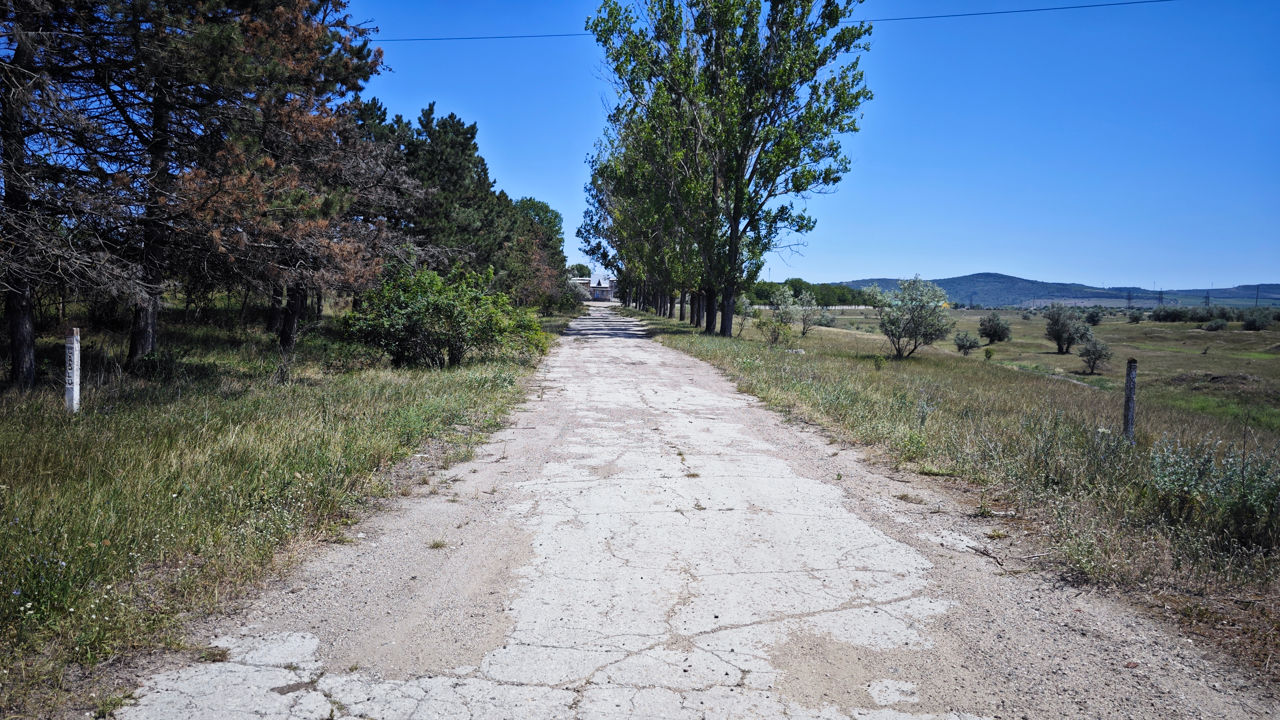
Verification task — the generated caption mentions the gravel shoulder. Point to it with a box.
[111,307,1276,719]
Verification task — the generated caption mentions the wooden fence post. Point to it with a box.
[66,328,80,413]
[1123,358,1137,444]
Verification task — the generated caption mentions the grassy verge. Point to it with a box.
[621,308,1279,676]
[0,313,573,715]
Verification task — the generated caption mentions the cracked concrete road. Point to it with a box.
[117,307,1276,719]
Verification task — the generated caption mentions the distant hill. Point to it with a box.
[839,273,1280,308]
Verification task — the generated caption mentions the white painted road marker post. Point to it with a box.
[66,328,80,413]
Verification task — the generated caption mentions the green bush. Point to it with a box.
[953,331,980,356]
[1078,337,1113,374]
[978,311,1011,344]
[1203,318,1228,332]
[768,286,799,325]
[346,267,547,368]
[1043,304,1091,354]
[1148,439,1280,550]
[1085,309,1103,326]
[755,317,794,346]
[1242,308,1274,331]
[1127,310,1144,324]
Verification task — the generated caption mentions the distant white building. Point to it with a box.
[588,277,615,302]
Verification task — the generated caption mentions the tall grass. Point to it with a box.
[0,318,539,712]
[626,310,1280,671]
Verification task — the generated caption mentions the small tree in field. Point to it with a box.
[797,290,820,337]
[1085,308,1103,326]
[1044,303,1091,354]
[879,276,954,359]
[1078,337,1113,374]
[954,331,980,356]
[769,286,799,326]
[978,312,1011,344]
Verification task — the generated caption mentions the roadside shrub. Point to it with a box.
[755,317,794,346]
[1043,304,1091,354]
[983,347,994,361]
[1203,318,1228,332]
[1127,310,1144,324]
[1148,439,1280,550]
[1242,308,1274,331]
[817,311,837,327]
[978,311,1011,344]
[734,294,757,338]
[346,267,547,368]
[1078,337,1113,374]
[953,331,980,356]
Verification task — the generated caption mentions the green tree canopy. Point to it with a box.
[582,0,872,335]
[879,276,953,359]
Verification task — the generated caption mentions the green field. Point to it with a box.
[623,306,1280,673]
[825,307,1280,433]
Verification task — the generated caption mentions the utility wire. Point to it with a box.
[376,0,1180,43]
[859,0,1177,23]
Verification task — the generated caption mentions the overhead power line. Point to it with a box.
[376,0,1180,43]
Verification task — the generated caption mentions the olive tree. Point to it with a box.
[769,285,799,325]
[978,311,1011,344]
[879,276,953,359]
[1078,337,1113,374]
[797,289,820,337]
[954,331,980,356]
[1044,303,1091,354]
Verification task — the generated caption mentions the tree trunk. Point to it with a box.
[238,285,252,329]
[279,284,306,354]
[679,290,686,322]
[2,18,35,389]
[128,81,171,367]
[703,288,717,335]
[720,282,735,337]
[126,292,160,366]
[266,283,283,333]
[5,283,36,390]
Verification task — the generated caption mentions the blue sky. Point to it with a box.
[346,0,1279,289]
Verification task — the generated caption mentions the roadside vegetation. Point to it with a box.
[0,298,577,714]
[621,300,1280,675]
[2,3,585,712]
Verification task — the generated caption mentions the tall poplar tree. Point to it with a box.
[585,0,872,335]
